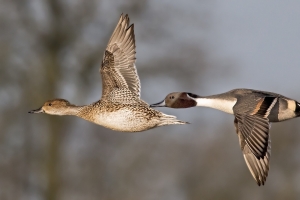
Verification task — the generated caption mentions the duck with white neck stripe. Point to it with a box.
[150,88,300,186]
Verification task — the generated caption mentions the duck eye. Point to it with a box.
[48,103,52,106]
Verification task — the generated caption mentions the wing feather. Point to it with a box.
[233,97,277,158]
[235,114,270,158]
[234,118,271,186]
[100,14,140,99]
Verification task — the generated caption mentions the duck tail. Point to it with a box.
[157,113,189,126]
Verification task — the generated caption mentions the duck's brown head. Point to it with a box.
[28,99,72,115]
[150,92,200,108]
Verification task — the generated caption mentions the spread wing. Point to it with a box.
[233,97,277,158]
[235,114,270,158]
[234,117,271,186]
[100,14,140,99]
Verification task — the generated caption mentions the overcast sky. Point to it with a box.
[137,0,300,97]
[211,0,300,94]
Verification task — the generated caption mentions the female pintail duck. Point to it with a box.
[150,88,300,185]
[28,14,188,132]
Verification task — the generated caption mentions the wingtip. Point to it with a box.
[254,172,267,186]
[256,180,265,186]
[124,14,130,24]
[119,13,125,21]
[126,23,134,32]
[119,13,130,23]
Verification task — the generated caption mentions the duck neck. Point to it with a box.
[194,94,237,114]
[63,104,84,116]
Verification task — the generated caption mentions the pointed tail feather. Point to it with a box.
[157,113,189,126]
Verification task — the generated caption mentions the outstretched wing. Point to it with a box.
[100,14,140,99]
[234,117,271,186]
[235,114,270,158]
[233,97,277,158]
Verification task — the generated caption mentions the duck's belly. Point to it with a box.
[93,109,157,132]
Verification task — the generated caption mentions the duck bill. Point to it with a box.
[28,107,44,114]
[150,100,166,107]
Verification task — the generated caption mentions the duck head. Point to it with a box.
[29,99,73,115]
[150,92,200,108]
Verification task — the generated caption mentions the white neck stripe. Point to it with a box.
[195,98,237,114]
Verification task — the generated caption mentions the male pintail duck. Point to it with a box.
[150,88,300,185]
[28,14,188,132]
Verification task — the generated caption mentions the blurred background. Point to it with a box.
[1,0,300,199]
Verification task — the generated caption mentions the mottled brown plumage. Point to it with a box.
[29,14,188,132]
